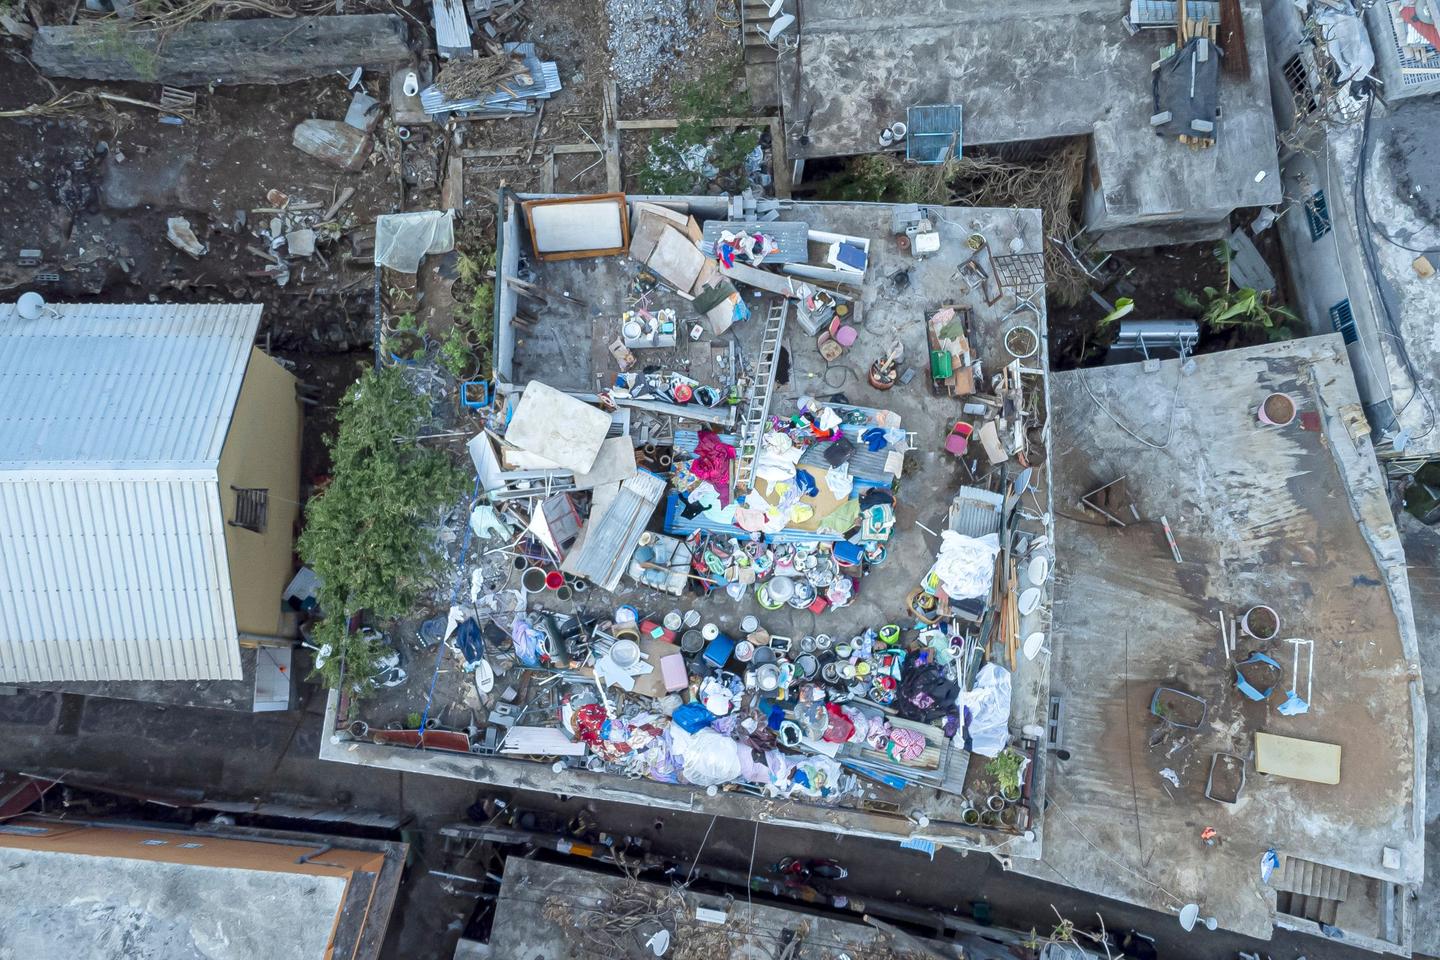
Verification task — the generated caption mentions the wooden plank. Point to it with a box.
[1254,732,1342,784]
[615,116,773,130]
[603,79,622,193]
[769,116,792,199]
[441,154,464,213]
[541,149,555,193]
[32,15,411,85]
[459,143,601,160]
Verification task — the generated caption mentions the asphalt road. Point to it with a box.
[0,685,1400,960]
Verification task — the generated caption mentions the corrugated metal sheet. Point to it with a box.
[562,470,666,591]
[948,486,1004,539]
[0,302,260,469]
[0,478,240,682]
[0,302,256,682]
[700,220,811,263]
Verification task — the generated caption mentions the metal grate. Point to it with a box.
[229,486,269,533]
[992,252,1047,290]
[1304,190,1332,241]
[906,104,963,165]
[1329,299,1357,344]
[1282,54,1320,115]
[1381,3,1440,88]
[1128,0,1219,26]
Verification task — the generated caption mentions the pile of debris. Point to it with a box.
[421,42,560,118]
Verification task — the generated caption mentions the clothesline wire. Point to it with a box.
[1078,364,1183,450]
[683,813,720,887]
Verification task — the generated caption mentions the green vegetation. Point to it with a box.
[88,21,160,81]
[298,367,468,697]
[985,749,1026,795]
[447,248,495,379]
[810,154,928,204]
[1172,241,1297,341]
[638,59,760,194]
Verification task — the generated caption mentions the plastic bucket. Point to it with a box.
[545,571,565,590]
[1258,393,1296,426]
[521,567,547,593]
[1242,605,1280,641]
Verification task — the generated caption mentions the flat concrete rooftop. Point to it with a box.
[325,195,1056,852]
[778,0,1282,223]
[1016,334,1423,945]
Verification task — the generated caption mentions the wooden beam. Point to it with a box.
[459,143,600,160]
[768,116,792,199]
[32,15,411,85]
[603,79,622,193]
[541,148,555,193]
[614,116,774,130]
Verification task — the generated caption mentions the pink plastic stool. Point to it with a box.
[944,421,973,456]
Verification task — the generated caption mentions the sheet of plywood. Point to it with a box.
[505,382,611,473]
[647,226,706,292]
[570,436,638,490]
[1254,732,1342,784]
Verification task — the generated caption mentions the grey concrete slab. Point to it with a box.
[1015,334,1423,947]
[777,0,1281,229]
[0,844,347,960]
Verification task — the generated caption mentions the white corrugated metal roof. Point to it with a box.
[0,302,260,469]
[0,302,258,682]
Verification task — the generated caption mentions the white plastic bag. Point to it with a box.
[670,727,742,786]
[961,662,1012,758]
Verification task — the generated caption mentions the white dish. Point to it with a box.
[1018,587,1042,616]
[1028,555,1049,586]
[1023,632,1048,661]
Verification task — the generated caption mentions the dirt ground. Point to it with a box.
[1046,226,1298,370]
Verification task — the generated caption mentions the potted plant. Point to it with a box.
[385,310,419,337]
[438,327,474,380]
[986,749,1026,803]
[385,329,426,364]
[461,379,491,410]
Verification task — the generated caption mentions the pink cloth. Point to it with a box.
[691,430,737,505]
[887,727,927,764]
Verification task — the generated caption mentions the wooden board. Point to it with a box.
[33,15,411,85]
[1254,732,1341,784]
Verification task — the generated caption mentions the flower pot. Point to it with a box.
[461,379,491,410]
[1001,784,1022,803]
[1242,604,1279,641]
[1000,806,1019,827]
[348,720,370,739]
[987,794,1005,813]
[961,806,981,826]
[1258,392,1296,426]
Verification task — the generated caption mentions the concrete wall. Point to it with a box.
[1258,0,1401,433]
[217,348,302,638]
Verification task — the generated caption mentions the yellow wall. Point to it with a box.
[218,348,302,638]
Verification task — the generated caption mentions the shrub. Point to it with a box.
[298,367,468,696]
